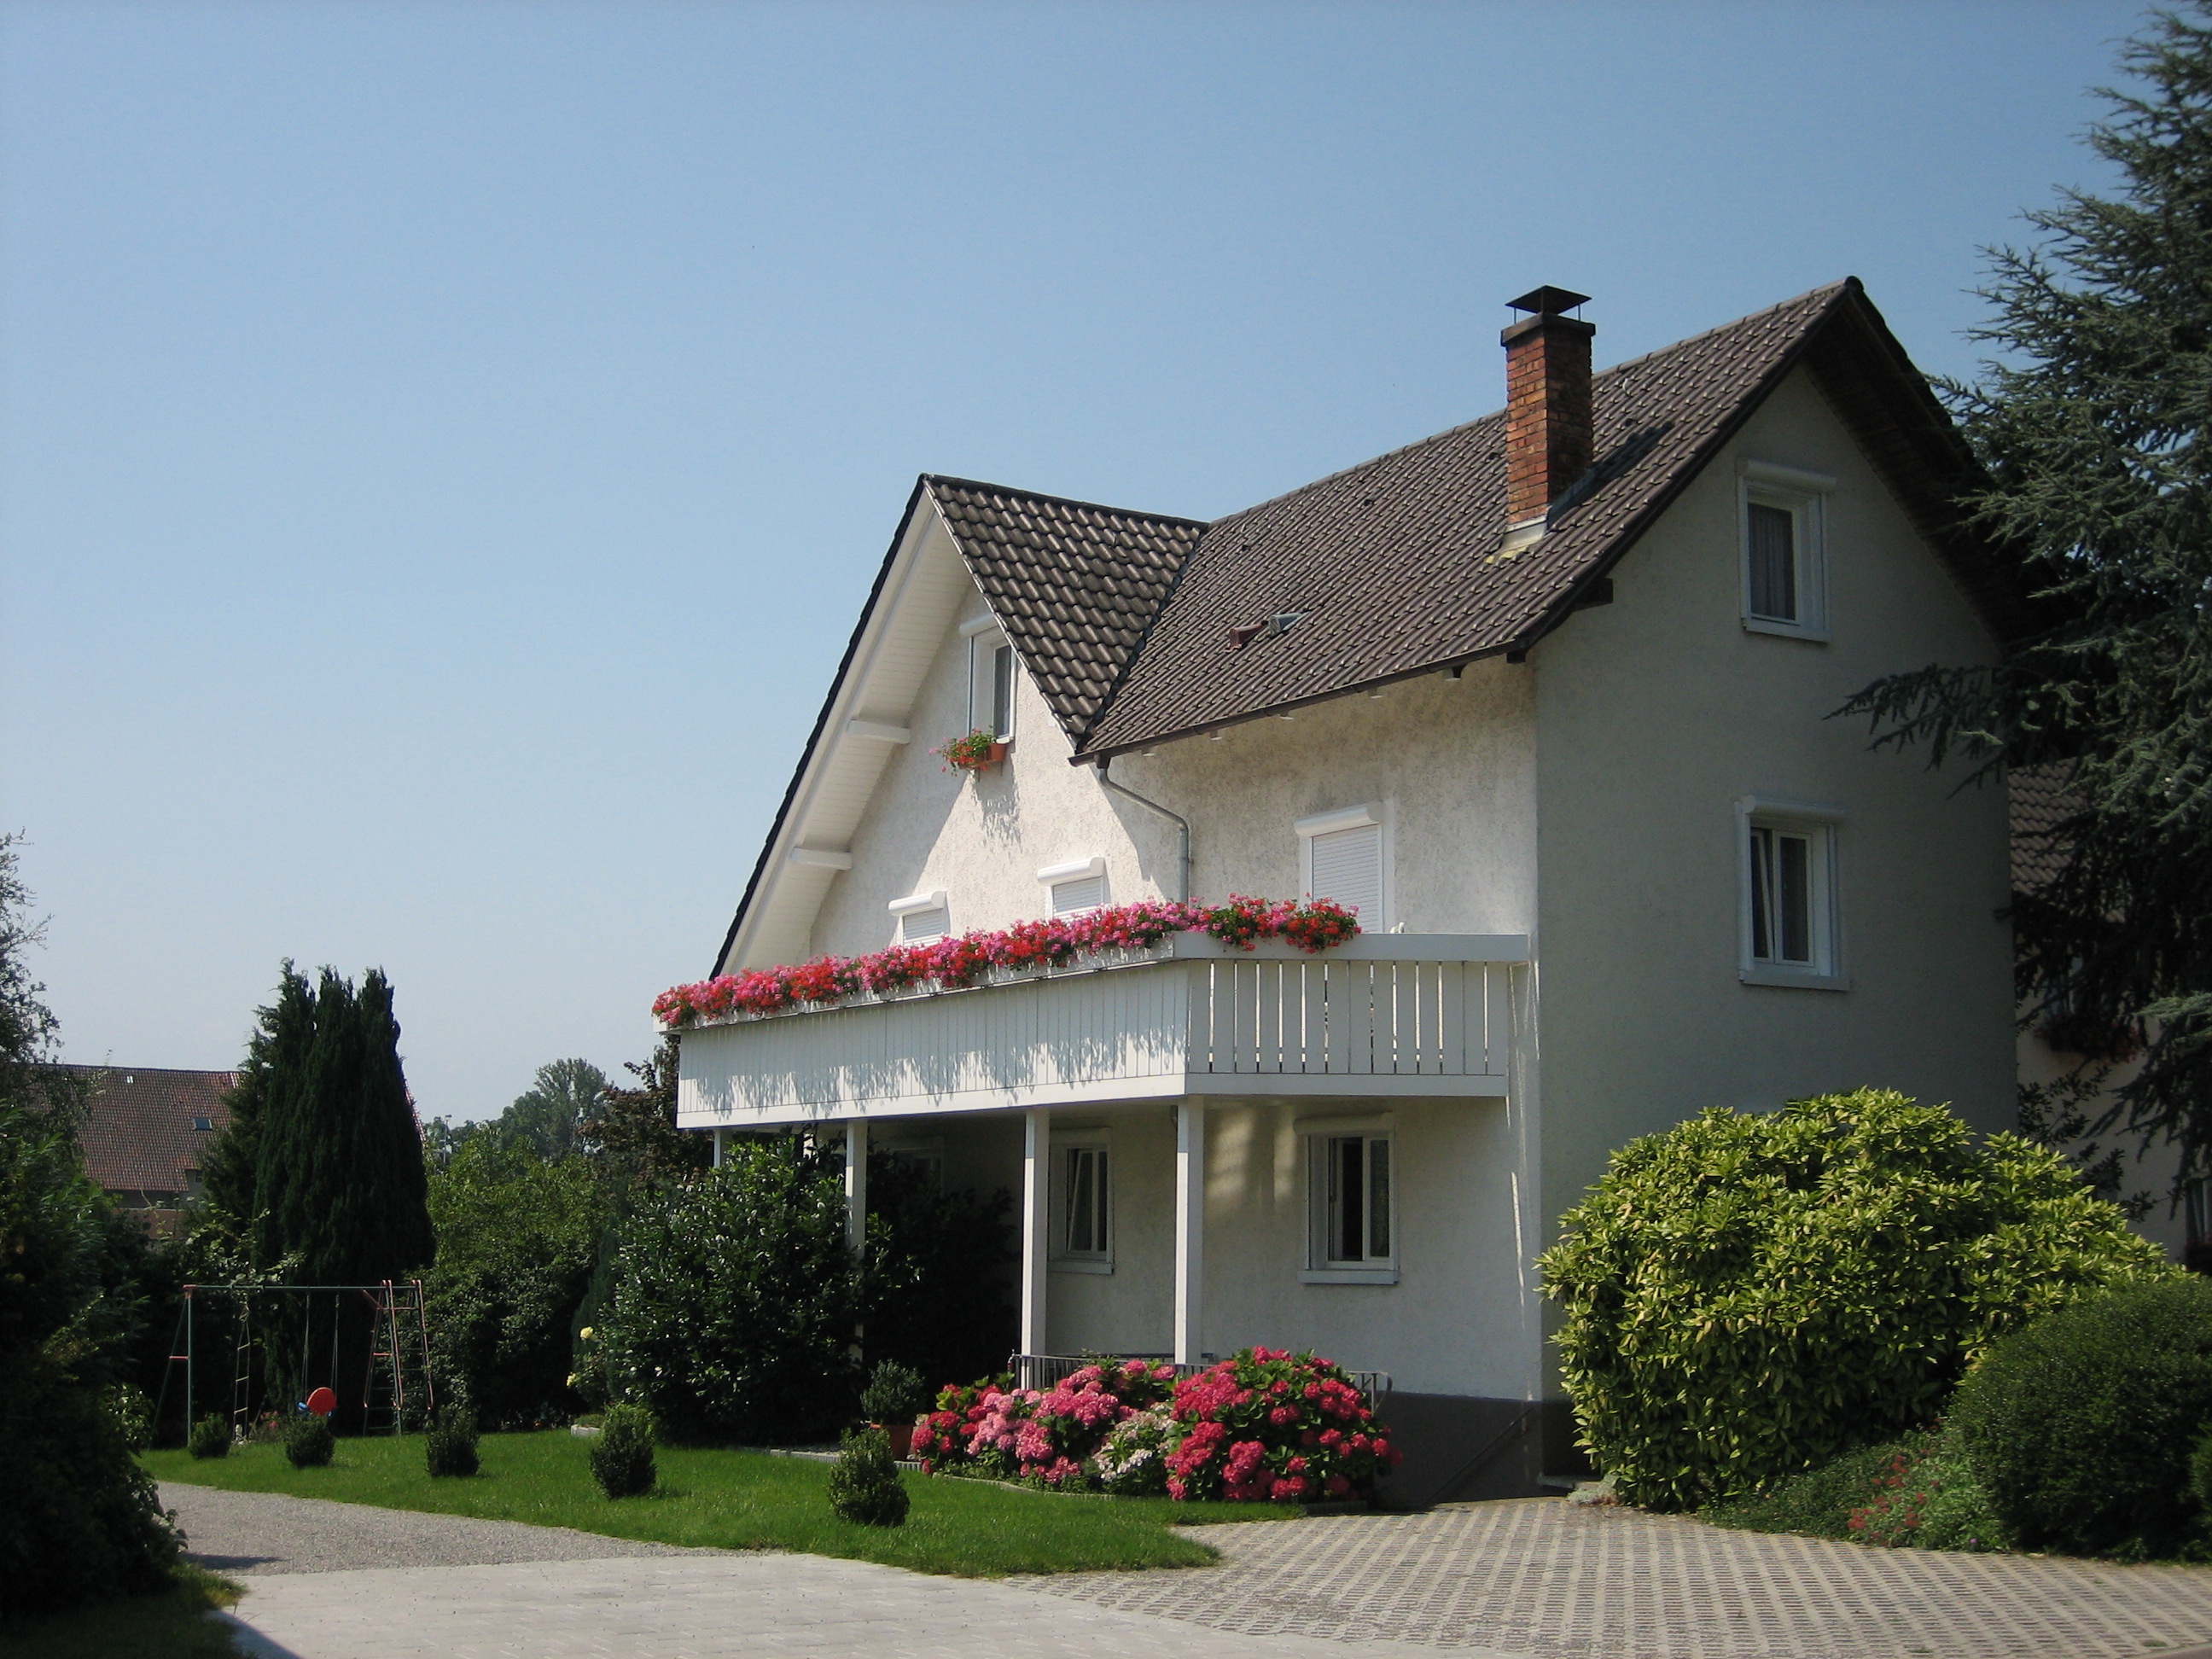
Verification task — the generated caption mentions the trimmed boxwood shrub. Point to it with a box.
[1953,1278,2212,1558]
[1540,1089,2171,1511]
[826,1427,909,1527]
[425,1407,480,1478]
[283,1413,335,1469]
[591,1403,655,1498]
[187,1414,231,1460]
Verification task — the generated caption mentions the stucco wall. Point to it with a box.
[806,587,1540,958]
[1529,365,2017,1242]
[1019,1097,1535,1399]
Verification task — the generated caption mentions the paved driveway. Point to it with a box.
[166,1482,2212,1659]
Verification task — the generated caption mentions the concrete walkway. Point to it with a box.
[166,1481,2212,1659]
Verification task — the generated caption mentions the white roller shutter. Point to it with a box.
[1308,823,1382,920]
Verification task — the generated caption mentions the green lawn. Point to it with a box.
[145,1432,1295,1576]
[0,1566,242,1659]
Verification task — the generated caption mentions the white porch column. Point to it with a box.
[1174,1100,1206,1365]
[844,1120,868,1256]
[1020,1108,1050,1355]
[711,1127,726,1168]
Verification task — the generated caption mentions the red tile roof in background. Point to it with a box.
[62,1064,236,1198]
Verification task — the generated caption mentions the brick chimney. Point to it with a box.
[1501,286,1594,540]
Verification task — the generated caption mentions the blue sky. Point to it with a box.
[1,0,2146,1120]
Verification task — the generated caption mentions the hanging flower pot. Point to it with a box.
[934,729,1007,771]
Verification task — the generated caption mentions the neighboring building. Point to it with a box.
[65,1064,236,1234]
[675,281,2024,1504]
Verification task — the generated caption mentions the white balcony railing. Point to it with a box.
[675,933,1527,1128]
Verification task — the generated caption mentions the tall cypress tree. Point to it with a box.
[253,967,433,1285]
[1842,6,2212,1183]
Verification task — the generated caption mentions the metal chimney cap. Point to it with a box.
[1506,286,1591,317]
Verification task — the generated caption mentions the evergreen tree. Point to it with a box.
[197,961,313,1247]
[1842,6,2212,1183]
[253,967,434,1284]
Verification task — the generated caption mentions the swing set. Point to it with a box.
[154,1280,434,1443]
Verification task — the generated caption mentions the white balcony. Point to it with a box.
[674,933,1528,1129]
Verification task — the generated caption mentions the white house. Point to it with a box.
[672,282,2023,1504]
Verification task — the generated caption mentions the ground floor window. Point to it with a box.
[1305,1122,1394,1277]
[1051,1135,1112,1271]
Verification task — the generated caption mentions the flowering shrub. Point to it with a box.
[912,1361,1177,1487]
[934,729,1001,771]
[913,1351,1394,1505]
[1089,1402,1177,1495]
[653,897,1362,1029]
[1164,1348,1399,1504]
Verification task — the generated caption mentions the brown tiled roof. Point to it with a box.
[63,1065,235,1197]
[924,478,1205,737]
[2010,763,2076,896]
[1075,280,2016,756]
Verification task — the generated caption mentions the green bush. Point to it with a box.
[591,1403,655,1498]
[186,1416,230,1461]
[0,1100,181,1617]
[424,1138,606,1429]
[859,1360,928,1425]
[1705,1427,2008,1552]
[425,1408,480,1478]
[1540,1088,2171,1511]
[282,1414,335,1470]
[827,1427,910,1528]
[1953,1278,2212,1558]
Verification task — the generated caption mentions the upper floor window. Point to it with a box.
[1299,1114,1396,1284]
[1296,803,1388,928]
[1737,796,1846,989]
[1738,459,1834,641]
[1037,857,1109,917]
[888,888,950,946]
[191,1116,213,1132]
[963,616,1016,742]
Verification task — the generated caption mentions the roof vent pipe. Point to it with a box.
[1501,286,1594,548]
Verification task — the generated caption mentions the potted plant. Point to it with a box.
[860,1359,930,1459]
[934,728,1006,771]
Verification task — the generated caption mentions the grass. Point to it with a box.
[144,1430,1298,1576]
[0,1564,243,1659]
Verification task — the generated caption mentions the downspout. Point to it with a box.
[1096,757,1190,903]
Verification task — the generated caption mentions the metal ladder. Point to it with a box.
[359,1279,435,1433]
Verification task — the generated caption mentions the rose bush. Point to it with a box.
[654,897,1363,1028]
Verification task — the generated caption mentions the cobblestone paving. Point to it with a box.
[1021,1500,2212,1659]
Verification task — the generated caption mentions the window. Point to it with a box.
[963,618,1016,742]
[1295,803,1388,928]
[1051,1133,1112,1272]
[888,889,950,946]
[1737,797,1845,988]
[1300,1115,1396,1284]
[1036,856,1109,917]
[191,1116,213,1132]
[1738,459,1833,639]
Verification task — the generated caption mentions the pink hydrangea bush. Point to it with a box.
[910,1361,1177,1487]
[653,897,1362,1029]
[1164,1348,1400,1504]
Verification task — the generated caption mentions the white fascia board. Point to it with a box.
[723,498,969,973]
[1035,856,1107,884]
[1295,802,1383,839]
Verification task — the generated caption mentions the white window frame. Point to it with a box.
[1297,1113,1397,1284]
[1049,1127,1113,1274]
[1738,459,1834,642]
[1036,856,1109,917]
[961,614,1016,742]
[888,888,950,946]
[1735,796,1848,990]
[1295,801,1391,930]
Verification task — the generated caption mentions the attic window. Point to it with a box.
[1738,460,1834,640]
[963,618,1016,741]
[889,889,951,946]
[191,1116,213,1132]
[1037,857,1109,917]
